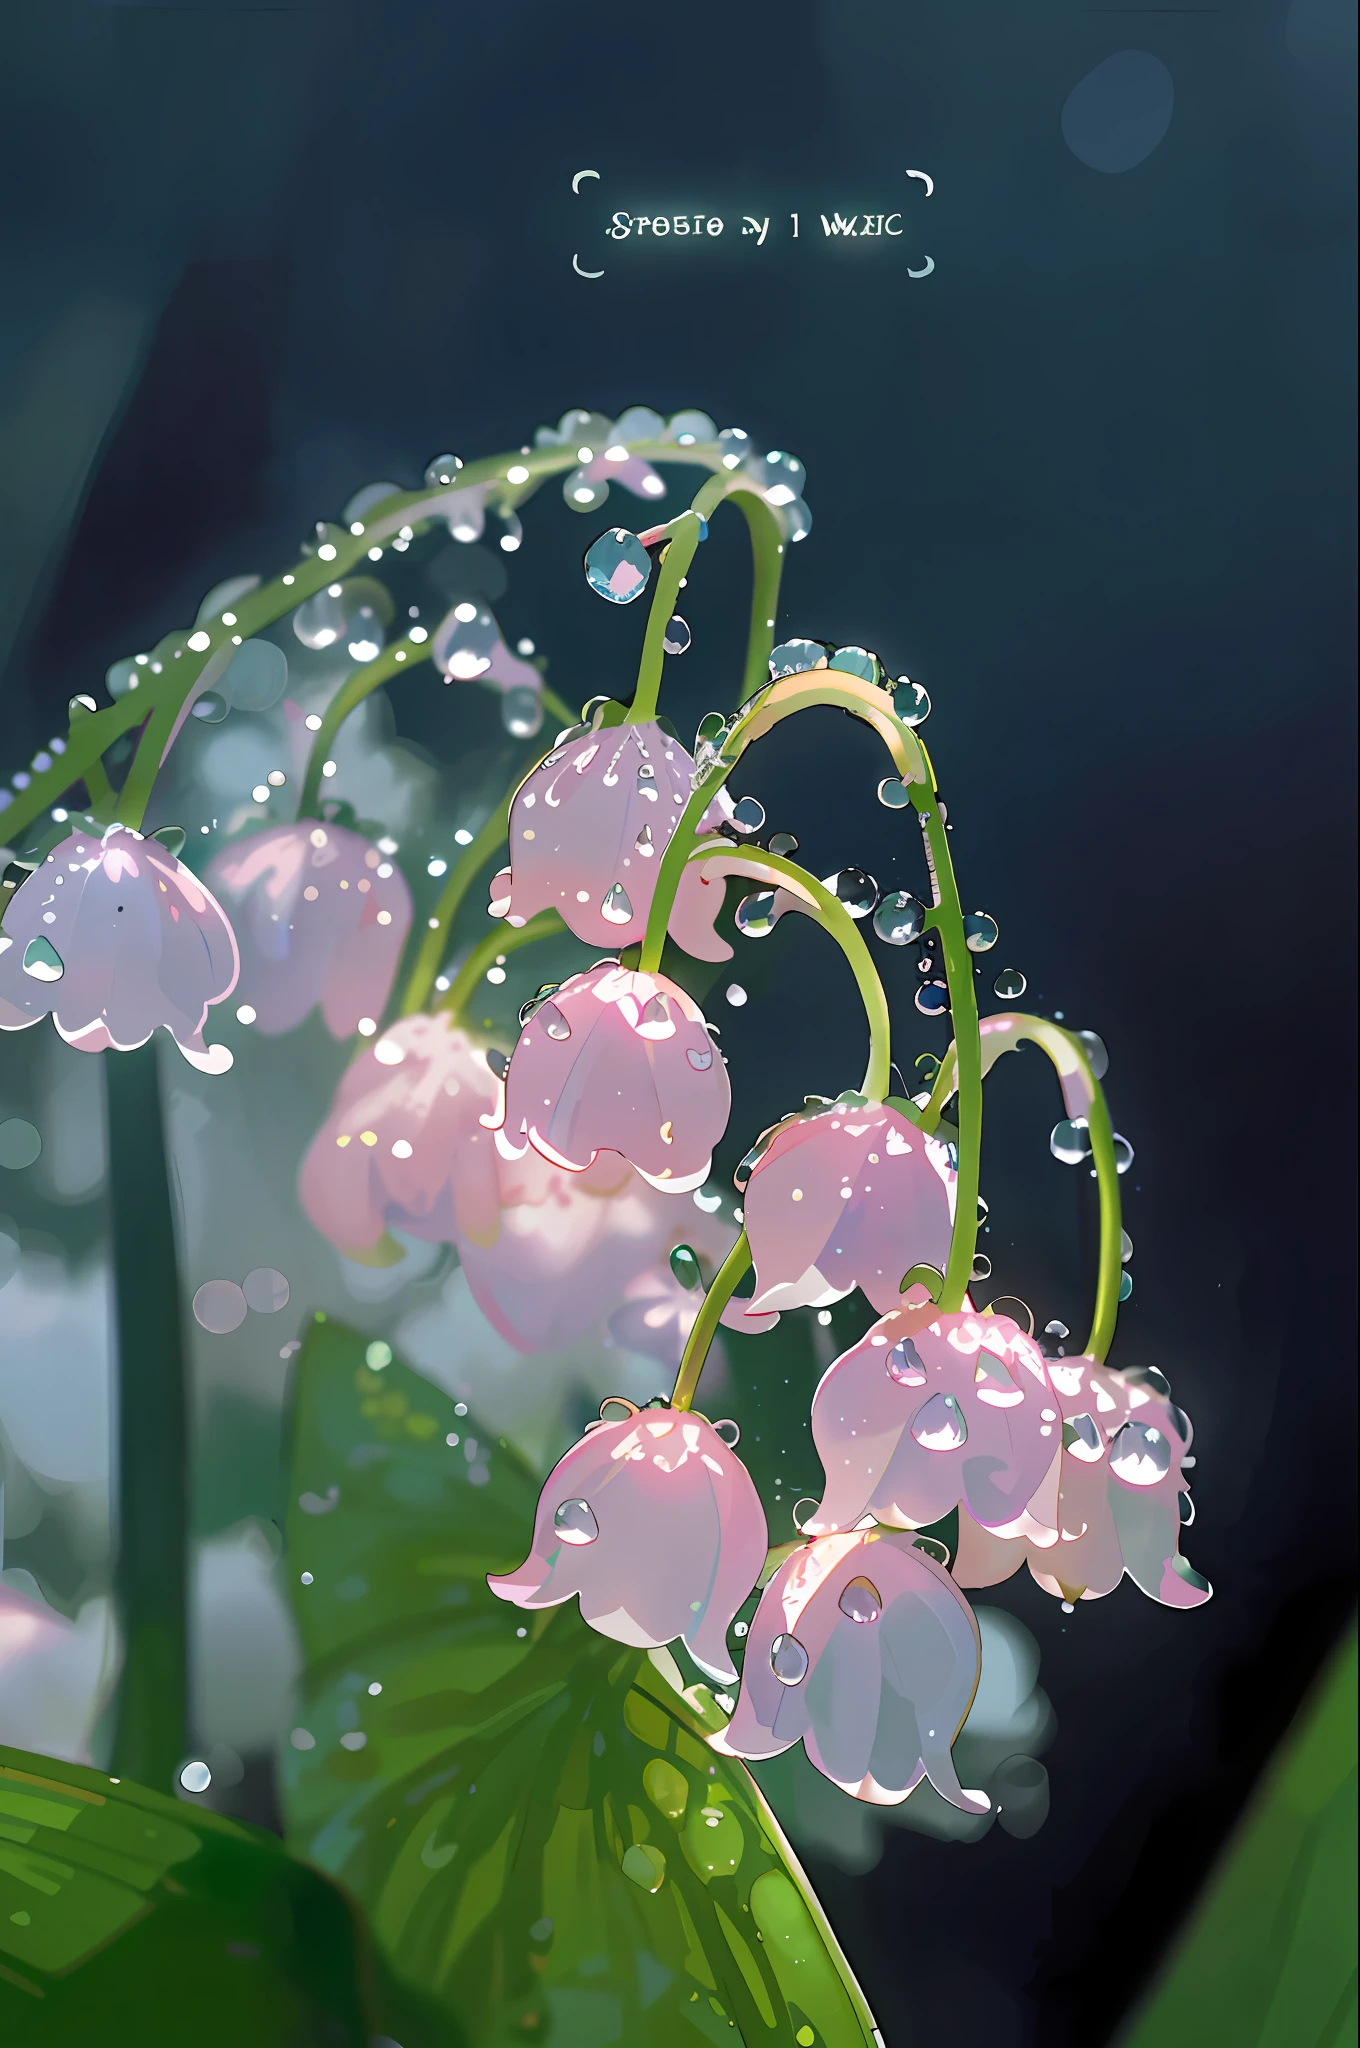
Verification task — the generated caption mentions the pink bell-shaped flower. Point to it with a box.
[487,962,731,1195]
[0,823,238,1072]
[207,820,411,1038]
[298,1013,503,1256]
[488,1405,767,1681]
[608,1207,779,1369]
[952,1357,1211,1609]
[739,1097,956,1317]
[713,1528,989,1812]
[803,1306,1062,1538]
[487,721,737,960]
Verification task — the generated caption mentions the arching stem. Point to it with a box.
[911,784,981,1315]
[919,1012,1122,1359]
[671,1233,751,1413]
[297,639,431,818]
[437,909,566,1025]
[630,474,732,725]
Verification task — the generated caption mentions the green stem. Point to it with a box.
[399,791,513,1014]
[106,1039,188,1789]
[297,638,430,818]
[684,842,892,1100]
[540,684,577,732]
[922,1011,1122,1358]
[732,488,786,699]
[671,1232,751,1412]
[438,909,566,1024]
[911,785,982,1315]
[630,473,732,724]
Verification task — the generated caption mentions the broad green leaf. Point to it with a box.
[0,1742,445,2046]
[281,1313,883,2046]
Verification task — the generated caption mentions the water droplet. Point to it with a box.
[825,868,877,917]
[1118,1271,1133,1302]
[893,678,931,725]
[634,825,655,856]
[193,1281,248,1335]
[837,1576,882,1623]
[828,645,879,683]
[725,984,748,1007]
[554,1498,599,1544]
[635,764,658,799]
[0,1119,43,1170]
[1109,1421,1171,1486]
[993,967,1027,999]
[886,1338,928,1385]
[425,453,464,487]
[663,615,692,655]
[22,936,63,982]
[1121,1230,1133,1262]
[971,1253,993,1282]
[873,891,925,945]
[686,1047,714,1070]
[731,796,765,833]
[1050,1118,1092,1165]
[736,889,783,938]
[768,639,826,680]
[242,1268,289,1314]
[915,981,950,1017]
[770,1634,809,1685]
[1077,1029,1109,1080]
[670,1245,702,1289]
[179,1761,212,1794]
[877,777,912,809]
[539,1002,571,1041]
[191,691,229,723]
[767,831,799,858]
[963,911,999,952]
[601,883,634,924]
[502,685,544,739]
[584,527,651,603]
[1179,1492,1195,1525]
[910,1392,968,1450]
[1062,1412,1103,1460]
[293,588,348,650]
[1112,1133,1135,1175]
[1044,1320,1070,1340]
[621,1843,666,1892]
[695,711,726,746]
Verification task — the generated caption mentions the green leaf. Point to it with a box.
[281,1314,883,2046]
[0,1743,438,2046]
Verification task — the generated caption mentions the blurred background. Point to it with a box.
[0,3,1354,2044]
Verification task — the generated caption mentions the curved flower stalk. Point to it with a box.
[953,1356,1211,1609]
[486,961,731,1194]
[0,822,237,1072]
[714,1528,988,1812]
[803,1305,1062,1538]
[207,820,412,1038]
[488,717,738,958]
[297,1012,502,1256]
[488,1404,767,1681]
[739,1094,956,1316]
[608,1203,779,1368]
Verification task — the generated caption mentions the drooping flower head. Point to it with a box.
[952,1356,1211,1610]
[487,962,731,1195]
[431,601,544,696]
[803,1306,1062,1538]
[488,1404,768,1681]
[298,1012,503,1257]
[714,1528,988,1811]
[0,823,238,1072]
[738,1096,956,1317]
[488,719,736,960]
[207,820,411,1039]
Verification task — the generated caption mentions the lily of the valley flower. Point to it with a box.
[488,962,731,1195]
[739,1096,956,1316]
[952,1356,1211,1609]
[488,1405,767,1680]
[298,1012,503,1255]
[714,1528,988,1811]
[432,601,544,692]
[803,1306,1062,1536]
[488,719,737,959]
[207,821,411,1038]
[0,823,238,1072]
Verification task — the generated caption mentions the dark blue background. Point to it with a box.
[1,4,1354,2043]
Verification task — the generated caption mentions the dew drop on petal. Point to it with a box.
[1050,1118,1091,1165]
[770,1634,810,1685]
[540,1003,571,1041]
[873,891,925,945]
[686,1047,714,1070]
[601,883,633,924]
[837,1576,882,1624]
[886,1338,928,1384]
[634,825,654,856]
[1062,1412,1104,1461]
[993,967,1027,999]
[21,936,64,982]
[554,1499,599,1544]
[1109,1421,1171,1486]
[910,1392,968,1450]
